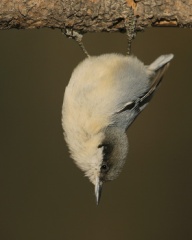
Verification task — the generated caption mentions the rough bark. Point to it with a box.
[0,0,192,32]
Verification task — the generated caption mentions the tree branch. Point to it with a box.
[0,0,192,32]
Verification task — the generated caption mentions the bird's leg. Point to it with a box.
[124,8,136,55]
[63,28,90,57]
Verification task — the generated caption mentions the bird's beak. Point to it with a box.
[95,177,103,205]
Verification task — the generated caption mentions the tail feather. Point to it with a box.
[149,54,174,71]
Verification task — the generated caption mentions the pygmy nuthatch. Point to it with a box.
[62,53,174,204]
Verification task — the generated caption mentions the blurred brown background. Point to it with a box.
[0,28,192,240]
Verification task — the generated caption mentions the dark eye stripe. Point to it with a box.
[98,143,113,161]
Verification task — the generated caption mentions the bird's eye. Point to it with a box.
[100,163,109,173]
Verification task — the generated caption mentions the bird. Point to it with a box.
[61,53,174,204]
